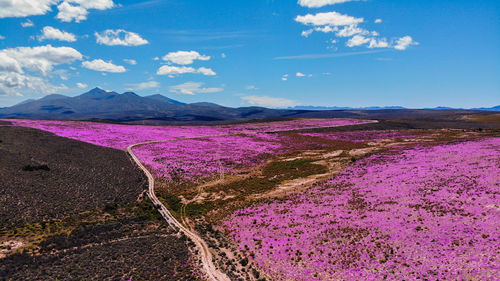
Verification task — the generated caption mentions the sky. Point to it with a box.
[0,0,499,108]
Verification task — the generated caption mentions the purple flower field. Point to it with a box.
[132,134,282,181]
[3,118,371,150]
[224,137,500,280]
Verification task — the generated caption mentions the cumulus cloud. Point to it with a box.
[123,59,137,65]
[282,74,289,81]
[0,53,22,73]
[346,34,415,50]
[95,29,148,46]
[157,66,195,76]
[127,80,160,90]
[241,95,297,108]
[368,37,389,48]
[0,44,80,97]
[298,0,357,8]
[335,25,373,37]
[0,35,4,40]
[0,0,114,23]
[38,26,77,42]
[82,59,126,73]
[56,0,114,23]
[197,67,216,76]
[169,82,222,95]
[162,51,210,65]
[76,82,87,88]
[295,4,416,51]
[21,19,34,27]
[0,0,57,18]
[346,35,370,47]
[296,72,312,77]
[301,29,314,37]
[0,45,82,76]
[394,36,418,50]
[295,12,363,27]
[156,65,216,77]
[0,72,67,97]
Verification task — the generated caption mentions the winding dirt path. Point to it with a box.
[127,142,230,281]
[126,120,378,281]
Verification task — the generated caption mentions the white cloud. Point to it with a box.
[301,29,313,37]
[296,72,306,77]
[0,44,80,97]
[169,82,222,95]
[221,53,227,58]
[336,25,369,37]
[281,74,289,81]
[157,65,195,76]
[298,0,357,8]
[0,0,57,18]
[127,80,160,90]
[38,26,77,42]
[153,56,159,61]
[0,53,23,73]
[241,95,297,108]
[295,12,363,27]
[314,25,338,34]
[56,2,87,22]
[296,6,416,51]
[346,35,370,47]
[82,59,126,73]
[21,19,34,27]
[197,67,216,76]
[95,29,148,46]
[156,65,216,77]
[56,0,114,23]
[0,35,4,40]
[162,51,210,65]
[0,72,67,97]
[0,45,82,76]
[123,59,137,65]
[394,36,418,50]
[368,38,389,48]
[76,82,87,88]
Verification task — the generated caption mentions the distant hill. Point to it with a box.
[472,105,500,111]
[144,94,186,105]
[0,87,295,122]
[291,105,500,112]
[1,87,498,123]
[289,106,406,110]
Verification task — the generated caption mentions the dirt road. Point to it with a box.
[127,142,230,281]
[126,120,378,280]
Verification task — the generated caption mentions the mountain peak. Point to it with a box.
[122,92,139,97]
[145,94,185,105]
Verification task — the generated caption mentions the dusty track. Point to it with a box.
[127,142,230,281]
[126,120,378,281]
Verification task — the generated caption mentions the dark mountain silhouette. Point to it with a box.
[145,94,186,105]
[0,88,294,122]
[0,87,498,123]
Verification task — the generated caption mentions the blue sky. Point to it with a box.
[0,0,498,108]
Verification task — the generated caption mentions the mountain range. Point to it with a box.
[0,88,302,123]
[0,87,498,123]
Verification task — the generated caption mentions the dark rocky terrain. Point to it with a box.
[0,125,201,280]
